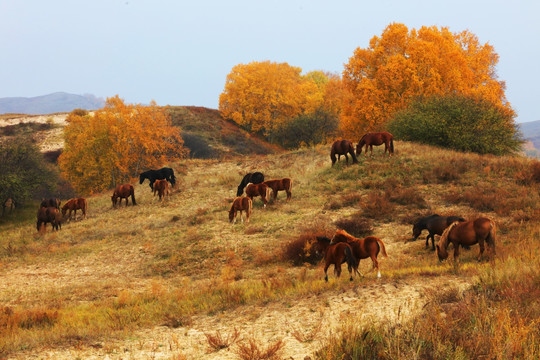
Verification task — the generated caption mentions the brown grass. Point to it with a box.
[205,328,241,352]
[235,337,285,360]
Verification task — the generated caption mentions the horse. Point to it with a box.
[37,206,62,232]
[330,139,358,166]
[331,229,388,278]
[356,132,394,156]
[139,167,176,190]
[112,184,137,207]
[236,172,265,196]
[436,217,496,265]
[263,178,292,201]
[229,196,253,224]
[2,198,15,216]
[40,198,61,209]
[245,183,271,207]
[315,236,359,281]
[153,179,169,201]
[61,198,87,222]
[412,214,466,250]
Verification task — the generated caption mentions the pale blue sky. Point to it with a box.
[1,0,538,123]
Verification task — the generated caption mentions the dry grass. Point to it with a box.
[205,327,241,352]
[235,337,285,360]
[0,141,538,358]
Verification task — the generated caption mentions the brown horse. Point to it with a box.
[40,198,61,209]
[153,179,170,201]
[263,178,292,201]
[436,217,496,265]
[330,139,358,166]
[331,229,388,278]
[245,183,270,207]
[37,206,62,232]
[61,198,87,222]
[356,132,394,156]
[315,236,359,281]
[229,196,253,224]
[112,184,137,207]
[412,214,466,250]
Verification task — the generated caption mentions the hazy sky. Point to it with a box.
[1,0,538,123]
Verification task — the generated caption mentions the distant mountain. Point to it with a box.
[0,92,105,115]
[519,120,540,157]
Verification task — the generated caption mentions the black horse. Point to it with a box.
[139,167,176,190]
[236,172,264,196]
[412,214,466,250]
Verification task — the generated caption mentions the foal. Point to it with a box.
[263,178,292,201]
[229,197,253,224]
[315,236,359,281]
[245,183,270,207]
[153,179,170,201]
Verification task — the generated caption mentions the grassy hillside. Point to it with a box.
[0,141,539,359]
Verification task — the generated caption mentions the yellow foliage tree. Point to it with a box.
[219,61,322,136]
[58,96,188,194]
[341,23,514,138]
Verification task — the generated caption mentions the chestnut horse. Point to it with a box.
[61,198,87,222]
[356,132,394,156]
[436,217,496,265]
[153,179,170,201]
[412,214,466,250]
[331,229,388,278]
[315,236,359,281]
[263,178,292,201]
[331,140,358,166]
[229,196,253,224]
[37,206,62,232]
[245,183,270,207]
[112,184,137,207]
[236,172,264,196]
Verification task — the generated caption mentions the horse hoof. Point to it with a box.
[324,277,328,282]
[349,277,353,281]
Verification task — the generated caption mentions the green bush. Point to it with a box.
[388,95,523,155]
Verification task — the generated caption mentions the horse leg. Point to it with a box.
[477,239,485,261]
[370,255,381,278]
[453,244,461,266]
[344,154,349,165]
[324,262,330,282]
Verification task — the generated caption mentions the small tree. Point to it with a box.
[388,95,522,155]
[0,136,56,204]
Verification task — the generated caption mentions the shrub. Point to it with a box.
[281,232,324,266]
[388,95,523,155]
[333,214,373,237]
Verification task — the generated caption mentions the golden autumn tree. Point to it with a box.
[58,96,188,194]
[219,61,321,137]
[341,23,514,137]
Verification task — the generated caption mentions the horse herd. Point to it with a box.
[33,138,497,281]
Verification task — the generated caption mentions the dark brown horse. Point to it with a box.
[331,229,388,278]
[436,217,496,265]
[263,178,292,201]
[412,214,466,250]
[153,179,170,201]
[356,132,394,156]
[37,206,62,232]
[330,140,358,166]
[245,183,270,207]
[40,198,61,209]
[61,198,87,222]
[229,196,253,224]
[315,236,359,281]
[237,172,264,196]
[112,184,137,207]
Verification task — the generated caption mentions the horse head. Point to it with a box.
[412,223,422,240]
[139,173,146,184]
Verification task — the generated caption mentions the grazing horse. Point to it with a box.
[61,198,87,222]
[139,167,176,190]
[245,183,271,207]
[236,172,265,196]
[153,179,170,201]
[356,132,394,156]
[436,217,496,265]
[315,236,359,281]
[331,229,388,278]
[40,198,61,209]
[112,184,137,207]
[2,198,15,216]
[229,196,253,224]
[331,139,358,166]
[37,206,62,232]
[263,178,292,201]
[412,214,466,250]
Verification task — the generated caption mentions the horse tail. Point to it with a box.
[131,187,137,205]
[82,198,87,218]
[287,178,293,193]
[247,197,252,216]
[265,185,271,202]
[487,220,496,254]
[344,245,358,272]
[390,137,394,154]
[376,238,388,257]
[330,149,337,165]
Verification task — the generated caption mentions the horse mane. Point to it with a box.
[333,229,357,243]
[438,221,459,250]
[316,236,331,243]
